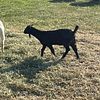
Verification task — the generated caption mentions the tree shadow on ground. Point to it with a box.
[70,1,100,7]
[1,56,60,82]
[0,56,61,97]
[49,0,75,3]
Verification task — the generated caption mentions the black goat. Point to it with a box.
[24,25,79,59]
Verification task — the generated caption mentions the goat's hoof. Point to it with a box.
[60,57,65,60]
[77,57,80,60]
[54,55,57,57]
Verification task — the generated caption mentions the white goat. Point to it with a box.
[0,20,5,52]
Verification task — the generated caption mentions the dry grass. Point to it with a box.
[0,31,100,100]
[0,0,100,100]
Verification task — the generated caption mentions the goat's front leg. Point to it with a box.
[48,45,56,56]
[61,46,70,59]
[71,44,79,59]
[1,40,4,52]
[41,45,46,57]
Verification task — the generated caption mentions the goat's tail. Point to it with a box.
[73,25,79,34]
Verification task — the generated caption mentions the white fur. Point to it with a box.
[0,20,5,52]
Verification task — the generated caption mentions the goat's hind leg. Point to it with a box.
[48,45,56,56]
[61,46,70,59]
[71,44,79,59]
[41,45,46,57]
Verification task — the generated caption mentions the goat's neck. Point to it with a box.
[31,28,41,39]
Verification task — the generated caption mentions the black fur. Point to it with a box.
[24,25,79,59]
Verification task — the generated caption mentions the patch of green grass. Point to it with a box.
[0,0,100,32]
[0,0,100,99]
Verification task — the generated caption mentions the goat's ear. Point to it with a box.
[29,34,31,38]
[30,24,33,27]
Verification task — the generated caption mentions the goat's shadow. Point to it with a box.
[1,56,60,82]
[70,1,100,7]
[49,0,75,3]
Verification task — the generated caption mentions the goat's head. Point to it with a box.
[24,24,33,38]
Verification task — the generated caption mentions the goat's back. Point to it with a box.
[39,29,75,45]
